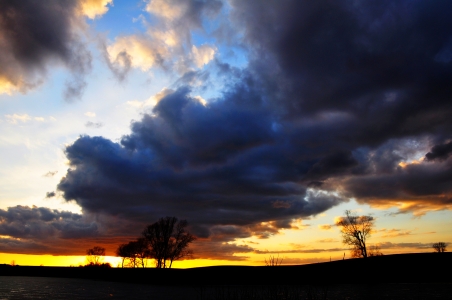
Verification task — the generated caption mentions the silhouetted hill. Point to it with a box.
[1,253,451,285]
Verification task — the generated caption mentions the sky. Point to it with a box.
[1,0,452,268]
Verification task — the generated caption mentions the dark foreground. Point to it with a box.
[1,276,451,300]
[0,253,451,299]
[1,253,451,285]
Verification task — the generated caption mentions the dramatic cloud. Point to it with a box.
[58,86,344,242]
[53,0,452,257]
[226,0,452,215]
[0,205,99,254]
[425,141,452,161]
[341,158,452,215]
[0,0,110,99]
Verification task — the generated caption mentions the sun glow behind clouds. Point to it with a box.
[107,36,164,71]
[79,0,113,19]
[145,0,186,20]
[0,77,17,95]
[0,253,264,268]
[0,253,120,267]
[398,159,423,168]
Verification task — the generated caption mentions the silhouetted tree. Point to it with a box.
[142,216,196,268]
[116,239,150,268]
[86,246,106,265]
[336,210,374,258]
[134,238,151,268]
[433,242,447,253]
[116,243,133,268]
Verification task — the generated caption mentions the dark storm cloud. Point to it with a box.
[0,205,98,240]
[0,0,91,99]
[306,151,358,181]
[230,0,452,143]
[0,237,50,254]
[343,159,452,201]
[425,141,452,161]
[55,0,452,257]
[57,86,345,241]
[227,0,452,209]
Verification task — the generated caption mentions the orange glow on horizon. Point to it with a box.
[0,253,262,268]
[1,253,83,267]
[1,248,433,268]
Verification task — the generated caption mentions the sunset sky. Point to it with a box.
[1,0,452,268]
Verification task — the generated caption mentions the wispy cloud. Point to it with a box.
[254,248,345,254]
[43,171,58,178]
[316,238,338,243]
[380,229,414,238]
[85,121,103,128]
[318,224,333,231]
[5,114,53,124]
[5,114,31,124]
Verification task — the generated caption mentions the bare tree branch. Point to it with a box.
[142,216,196,268]
[336,210,375,258]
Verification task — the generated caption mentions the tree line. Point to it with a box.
[84,212,448,268]
[335,210,448,258]
[116,216,196,268]
[85,216,195,268]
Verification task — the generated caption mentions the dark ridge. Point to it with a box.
[1,253,451,285]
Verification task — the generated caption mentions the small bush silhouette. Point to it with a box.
[265,254,283,266]
[83,262,111,268]
[433,242,447,253]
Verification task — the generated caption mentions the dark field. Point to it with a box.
[1,253,451,299]
[1,277,451,300]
